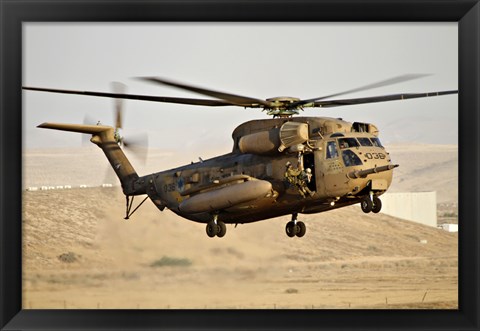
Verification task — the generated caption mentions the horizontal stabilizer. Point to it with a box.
[37,122,112,134]
[37,122,142,196]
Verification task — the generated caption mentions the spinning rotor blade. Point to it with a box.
[22,86,235,107]
[111,82,126,130]
[140,77,272,108]
[24,74,456,117]
[123,133,149,164]
[108,82,149,164]
[290,74,432,108]
[310,90,458,108]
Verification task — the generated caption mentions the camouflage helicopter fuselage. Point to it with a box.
[43,116,396,229]
[145,116,395,224]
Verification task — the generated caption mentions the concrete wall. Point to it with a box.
[379,192,437,227]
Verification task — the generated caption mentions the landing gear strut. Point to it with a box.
[124,195,149,220]
[361,194,382,213]
[285,213,306,238]
[206,215,227,238]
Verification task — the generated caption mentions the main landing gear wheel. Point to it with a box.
[217,221,227,238]
[285,221,297,237]
[206,222,218,237]
[206,220,227,238]
[285,213,306,238]
[361,197,373,213]
[372,196,382,213]
[296,221,306,237]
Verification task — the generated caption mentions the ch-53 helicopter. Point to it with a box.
[23,74,457,238]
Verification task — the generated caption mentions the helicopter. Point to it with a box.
[23,75,458,238]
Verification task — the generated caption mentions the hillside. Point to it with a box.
[387,144,458,204]
[22,186,457,309]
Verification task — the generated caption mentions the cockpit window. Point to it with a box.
[370,137,383,148]
[326,141,339,159]
[338,138,360,149]
[342,150,363,167]
[357,137,373,146]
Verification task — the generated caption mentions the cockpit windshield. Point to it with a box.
[357,137,373,146]
[342,150,363,167]
[370,137,383,148]
[338,138,360,149]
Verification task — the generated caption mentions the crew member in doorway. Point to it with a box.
[285,162,314,198]
[284,161,301,186]
[298,168,315,198]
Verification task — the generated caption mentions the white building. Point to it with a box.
[440,223,458,232]
[379,192,437,227]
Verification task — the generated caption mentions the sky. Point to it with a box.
[22,23,458,156]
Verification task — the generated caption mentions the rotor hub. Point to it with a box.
[264,97,302,116]
[265,96,301,103]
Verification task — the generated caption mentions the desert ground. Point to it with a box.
[22,143,458,309]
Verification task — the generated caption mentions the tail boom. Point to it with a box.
[37,122,145,195]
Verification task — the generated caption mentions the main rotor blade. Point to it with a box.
[290,74,432,108]
[111,82,126,129]
[22,87,237,107]
[139,77,272,108]
[307,90,458,108]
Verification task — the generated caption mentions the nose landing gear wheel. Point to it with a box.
[361,197,373,213]
[372,196,382,213]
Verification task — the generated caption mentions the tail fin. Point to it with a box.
[38,123,145,196]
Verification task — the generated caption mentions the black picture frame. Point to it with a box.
[1,1,479,330]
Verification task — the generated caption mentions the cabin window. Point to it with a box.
[338,138,360,149]
[326,141,339,159]
[370,137,383,148]
[352,122,369,132]
[357,137,373,146]
[342,150,363,167]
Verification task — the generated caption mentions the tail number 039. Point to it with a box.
[364,152,386,160]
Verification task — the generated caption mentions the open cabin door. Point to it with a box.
[303,153,316,192]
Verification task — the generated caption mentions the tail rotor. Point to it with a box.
[111,82,148,164]
[78,82,148,186]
